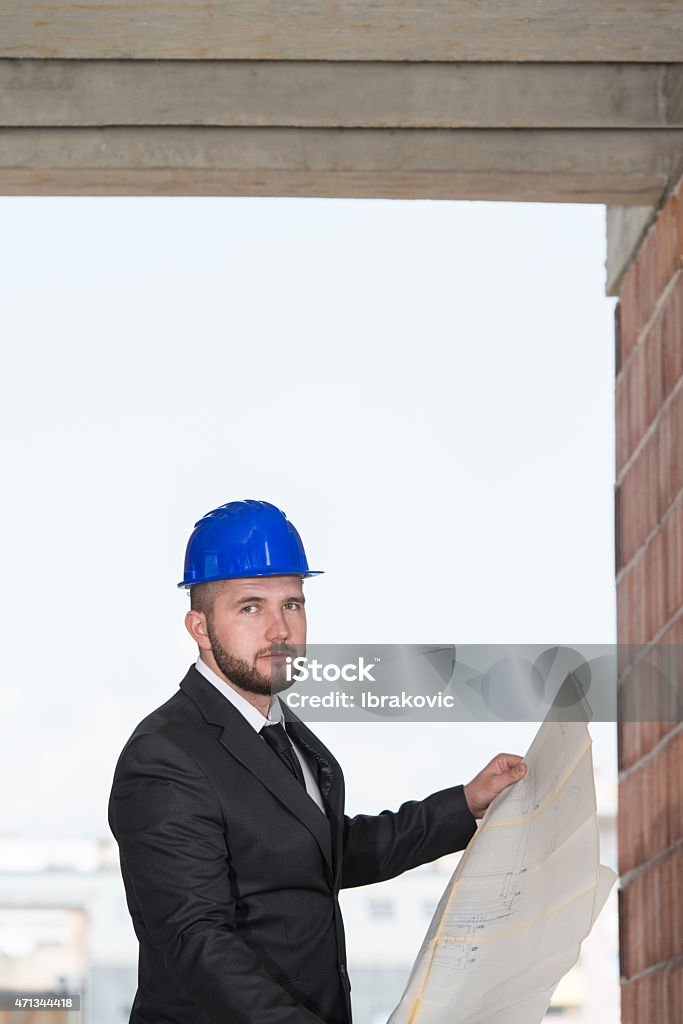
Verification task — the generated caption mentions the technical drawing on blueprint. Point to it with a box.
[387,708,617,1024]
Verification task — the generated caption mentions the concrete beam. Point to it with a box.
[0,127,680,202]
[2,60,683,129]
[3,2,683,62]
[605,206,656,295]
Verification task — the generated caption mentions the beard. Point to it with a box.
[205,620,303,697]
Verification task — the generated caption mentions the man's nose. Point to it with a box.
[265,610,289,643]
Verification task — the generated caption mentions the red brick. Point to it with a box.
[677,176,683,266]
[645,752,671,864]
[673,395,683,509]
[661,273,683,399]
[669,963,683,1024]
[671,387,683,506]
[621,979,635,1023]
[647,968,668,1020]
[620,432,660,568]
[616,372,630,476]
[620,260,640,364]
[617,309,669,477]
[618,653,676,752]
[631,967,669,1021]
[644,321,665,436]
[618,554,646,644]
[620,868,681,1015]
[648,719,669,752]
[619,807,683,989]
[638,869,653,972]
[644,529,667,640]
[659,611,683,645]
[617,641,638,679]
[656,190,680,298]
[658,410,672,521]
[620,979,635,1024]
[619,720,642,773]
[636,553,652,644]
[639,644,680,726]
[673,845,683,957]
[663,503,683,626]
[621,874,648,974]
[657,388,683,520]
[623,581,641,654]
[638,228,659,332]
[625,324,664,461]
[667,387,683,512]
[616,185,683,981]
[616,529,679,647]
[635,643,677,728]
[669,730,683,845]
[628,340,649,455]
[633,554,647,644]
[638,720,666,762]
[616,575,627,643]
[619,770,640,873]
[658,850,676,962]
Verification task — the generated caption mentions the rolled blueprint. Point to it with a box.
[388,711,617,1024]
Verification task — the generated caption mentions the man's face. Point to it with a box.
[202,575,306,697]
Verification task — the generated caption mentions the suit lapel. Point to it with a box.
[180,667,333,874]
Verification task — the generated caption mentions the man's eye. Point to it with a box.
[284,602,301,611]
[241,605,258,614]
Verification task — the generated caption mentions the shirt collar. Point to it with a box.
[194,656,282,732]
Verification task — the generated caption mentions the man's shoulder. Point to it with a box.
[110,693,220,803]
[115,680,206,765]
[127,689,190,739]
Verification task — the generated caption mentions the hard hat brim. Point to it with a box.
[178,569,323,589]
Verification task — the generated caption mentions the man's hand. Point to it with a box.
[464,754,527,819]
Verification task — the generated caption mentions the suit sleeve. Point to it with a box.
[340,784,477,889]
[109,732,326,1024]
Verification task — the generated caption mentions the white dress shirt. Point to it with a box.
[194,657,325,813]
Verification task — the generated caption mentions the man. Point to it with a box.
[109,500,526,1024]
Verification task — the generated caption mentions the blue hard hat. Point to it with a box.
[178,500,322,588]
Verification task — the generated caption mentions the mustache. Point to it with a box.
[256,643,302,659]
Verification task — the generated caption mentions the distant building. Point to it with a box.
[0,782,617,1024]
[0,838,136,1024]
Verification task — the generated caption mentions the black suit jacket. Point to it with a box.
[108,666,477,1024]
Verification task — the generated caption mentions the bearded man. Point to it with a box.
[109,500,526,1024]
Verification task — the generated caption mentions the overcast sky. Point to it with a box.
[0,197,617,837]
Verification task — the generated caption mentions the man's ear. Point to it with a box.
[184,609,212,651]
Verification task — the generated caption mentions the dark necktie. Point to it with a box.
[261,722,306,788]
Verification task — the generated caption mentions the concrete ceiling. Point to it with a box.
[1,0,682,261]
[4,2,682,61]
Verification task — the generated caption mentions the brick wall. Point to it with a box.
[615,176,683,1022]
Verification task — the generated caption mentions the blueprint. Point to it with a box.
[387,715,617,1024]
